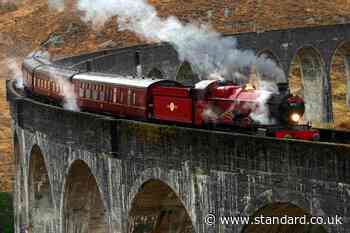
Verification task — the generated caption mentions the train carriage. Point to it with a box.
[21,57,43,92]
[72,73,184,119]
[23,62,79,104]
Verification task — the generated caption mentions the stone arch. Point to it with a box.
[176,61,200,86]
[28,145,55,233]
[147,68,164,79]
[257,49,281,67]
[252,49,285,85]
[241,202,328,233]
[288,46,327,123]
[128,179,195,233]
[329,41,350,128]
[62,159,108,233]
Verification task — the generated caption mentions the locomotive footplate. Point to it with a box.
[259,124,320,141]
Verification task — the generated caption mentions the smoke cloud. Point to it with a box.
[48,0,288,124]
[32,51,80,112]
[46,66,80,112]
[4,58,24,89]
[76,0,285,83]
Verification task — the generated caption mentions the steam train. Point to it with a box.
[21,57,320,141]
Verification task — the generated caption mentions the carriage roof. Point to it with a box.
[73,72,183,88]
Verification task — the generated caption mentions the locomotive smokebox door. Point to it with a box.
[277,82,289,95]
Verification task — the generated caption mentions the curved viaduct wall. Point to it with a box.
[7,76,350,233]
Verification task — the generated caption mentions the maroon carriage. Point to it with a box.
[72,73,184,120]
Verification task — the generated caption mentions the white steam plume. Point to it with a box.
[46,66,80,112]
[4,58,24,89]
[32,52,80,112]
[76,0,285,83]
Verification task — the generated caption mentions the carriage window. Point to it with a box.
[127,89,131,105]
[109,87,113,102]
[86,83,91,98]
[79,82,84,98]
[105,86,109,102]
[113,88,117,103]
[120,90,124,103]
[92,84,98,100]
[100,85,105,101]
[133,92,136,105]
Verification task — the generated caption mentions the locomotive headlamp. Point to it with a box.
[291,113,300,122]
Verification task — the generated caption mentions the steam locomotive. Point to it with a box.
[21,57,320,141]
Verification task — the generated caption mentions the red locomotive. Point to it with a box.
[21,57,320,141]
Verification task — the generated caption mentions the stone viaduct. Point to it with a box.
[8,23,350,233]
[58,23,350,123]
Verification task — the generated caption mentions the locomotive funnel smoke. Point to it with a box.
[4,58,24,89]
[75,0,285,83]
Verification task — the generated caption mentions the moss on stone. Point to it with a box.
[125,122,178,143]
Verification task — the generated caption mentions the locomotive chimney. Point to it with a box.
[277,82,289,95]
[86,60,92,72]
[135,51,141,66]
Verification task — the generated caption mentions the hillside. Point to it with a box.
[0,0,350,191]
